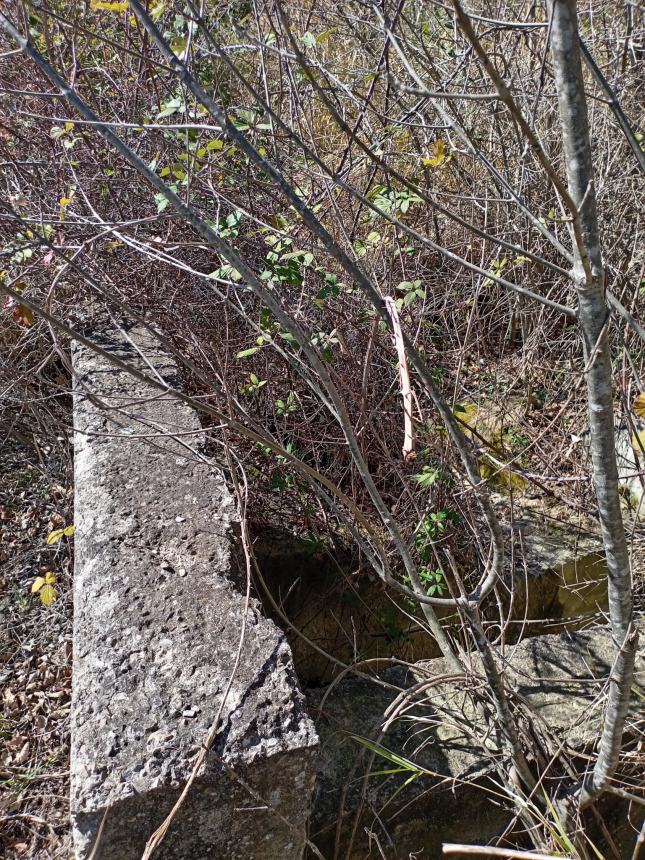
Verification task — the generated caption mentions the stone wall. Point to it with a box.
[307,624,644,858]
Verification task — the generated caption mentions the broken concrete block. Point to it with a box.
[70,326,318,859]
[307,624,644,858]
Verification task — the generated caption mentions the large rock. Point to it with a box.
[506,496,608,621]
[71,326,318,859]
[307,624,644,858]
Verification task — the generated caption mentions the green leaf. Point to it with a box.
[279,332,299,346]
[158,97,184,119]
[403,290,419,307]
[237,347,260,359]
[351,736,425,774]
[410,467,440,489]
[301,31,317,49]
[154,193,170,213]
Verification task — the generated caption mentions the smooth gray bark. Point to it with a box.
[547,0,638,804]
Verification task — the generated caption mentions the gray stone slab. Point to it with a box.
[70,326,318,860]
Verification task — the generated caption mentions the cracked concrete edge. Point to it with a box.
[307,622,644,856]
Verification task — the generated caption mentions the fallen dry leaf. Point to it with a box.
[12,305,34,327]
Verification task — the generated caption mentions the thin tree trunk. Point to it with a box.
[547,0,638,805]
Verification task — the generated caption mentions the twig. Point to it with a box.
[385,297,416,461]
[443,845,571,860]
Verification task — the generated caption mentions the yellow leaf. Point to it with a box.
[91,0,129,11]
[44,571,57,585]
[150,1,165,21]
[454,402,479,435]
[633,393,645,419]
[63,525,75,537]
[59,197,71,207]
[47,529,64,545]
[31,577,45,594]
[170,35,187,57]
[422,139,447,169]
[39,584,57,606]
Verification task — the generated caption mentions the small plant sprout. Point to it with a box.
[241,373,267,395]
[275,391,298,417]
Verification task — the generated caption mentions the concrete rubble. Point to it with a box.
[307,624,644,858]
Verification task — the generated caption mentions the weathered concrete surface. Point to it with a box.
[506,497,608,621]
[71,326,318,859]
[616,427,645,515]
[307,624,644,858]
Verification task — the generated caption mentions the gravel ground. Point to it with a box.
[1,437,74,859]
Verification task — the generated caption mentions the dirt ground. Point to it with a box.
[1,437,74,859]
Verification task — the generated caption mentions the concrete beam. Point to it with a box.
[70,326,318,859]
